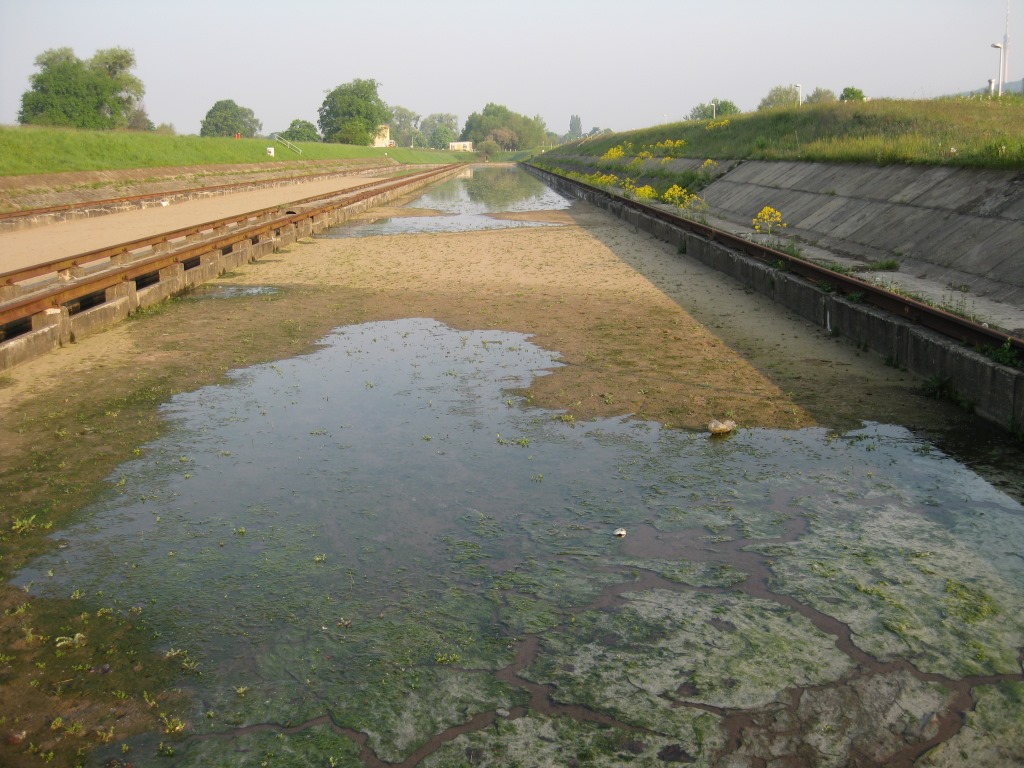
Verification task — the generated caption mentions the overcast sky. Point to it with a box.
[0,0,1019,137]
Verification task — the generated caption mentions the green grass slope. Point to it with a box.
[0,125,478,176]
[547,97,1024,170]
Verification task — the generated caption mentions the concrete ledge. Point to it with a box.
[0,164,467,373]
[70,295,133,340]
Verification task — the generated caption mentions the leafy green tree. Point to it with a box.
[461,104,546,150]
[318,79,390,145]
[805,87,837,105]
[758,84,801,111]
[840,86,866,102]
[420,113,458,149]
[279,119,320,142]
[477,139,501,160]
[568,114,582,140]
[18,46,145,129]
[200,99,262,137]
[688,99,740,120]
[389,106,423,147]
[429,123,458,149]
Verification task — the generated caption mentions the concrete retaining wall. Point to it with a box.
[699,161,1024,305]
[531,166,1024,433]
[548,156,1024,306]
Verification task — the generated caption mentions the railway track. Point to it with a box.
[0,161,401,228]
[525,163,1024,359]
[0,164,465,367]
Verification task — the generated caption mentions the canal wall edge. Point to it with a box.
[528,165,1024,434]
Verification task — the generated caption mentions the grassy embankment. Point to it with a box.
[532,96,1024,369]
[0,124,483,177]
[545,96,1024,170]
[534,96,1024,206]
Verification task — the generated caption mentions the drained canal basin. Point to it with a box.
[9,166,1024,766]
[15,316,1024,766]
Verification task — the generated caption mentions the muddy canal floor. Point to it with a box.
[1,177,1022,767]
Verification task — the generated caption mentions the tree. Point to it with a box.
[688,99,740,121]
[318,79,390,145]
[127,105,155,131]
[488,126,518,151]
[840,86,866,102]
[461,104,546,150]
[805,87,837,105]
[200,99,262,137]
[757,84,801,111]
[477,139,501,161]
[567,114,582,141]
[419,113,458,149]
[279,119,320,142]
[389,106,424,147]
[18,46,145,129]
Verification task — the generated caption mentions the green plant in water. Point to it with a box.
[12,514,37,534]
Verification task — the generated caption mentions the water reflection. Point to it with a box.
[320,165,571,237]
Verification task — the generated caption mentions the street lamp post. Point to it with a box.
[992,43,1005,96]
[795,84,802,106]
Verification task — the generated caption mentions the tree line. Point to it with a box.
[15,47,561,153]
[16,46,868,151]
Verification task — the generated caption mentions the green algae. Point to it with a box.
[11,328,1024,766]
[766,495,1024,676]
[918,681,1024,767]
[421,712,714,768]
[526,590,852,721]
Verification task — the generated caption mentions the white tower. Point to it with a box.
[1005,0,1012,88]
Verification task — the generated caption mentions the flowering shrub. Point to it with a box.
[649,139,687,158]
[600,145,626,161]
[753,205,786,234]
[705,119,730,131]
[662,184,694,206]
[588,172,619,188]
[633,185,658,200]
[662,185,708,221]
[700,158,718,172]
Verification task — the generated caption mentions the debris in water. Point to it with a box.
[708,419,737,435]
[614,528,627,538]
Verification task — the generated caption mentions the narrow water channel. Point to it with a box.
[16,167,1024,766]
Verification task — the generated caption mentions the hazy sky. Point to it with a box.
[0,0,1019,136]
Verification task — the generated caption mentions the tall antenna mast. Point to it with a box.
[1006,0,1012,88]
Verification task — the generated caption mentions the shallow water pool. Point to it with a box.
[17,317,1024,766]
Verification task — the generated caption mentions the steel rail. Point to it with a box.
[0,164,463,328]
[0,161,399,222]
[526,163,1024,357]
[1,170,439,288]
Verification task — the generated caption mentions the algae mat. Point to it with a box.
[12,318,1024,767]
